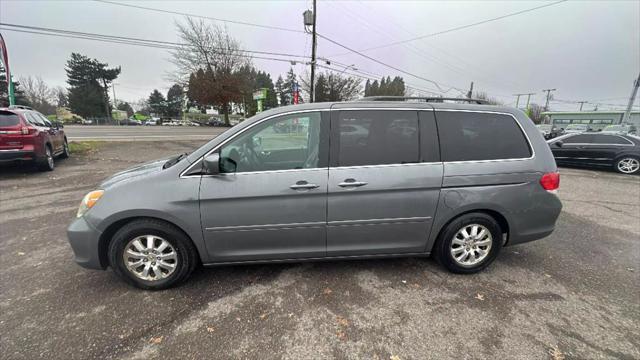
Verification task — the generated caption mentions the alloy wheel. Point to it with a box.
[617,158,639,174]
[450,224,493,266]
[46,147,54,168]
[123,235,178,281]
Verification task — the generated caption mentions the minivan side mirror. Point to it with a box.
[203,153,220,175]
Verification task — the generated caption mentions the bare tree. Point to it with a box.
[170,17,250,82]
[172,17,251,123]
[19,76,56,114]
[53,86,68,107]
[472,91,503,105]
[526,103,545,124]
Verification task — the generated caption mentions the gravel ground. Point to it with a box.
[1,140,638,360]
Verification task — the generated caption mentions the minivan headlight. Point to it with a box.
[77,190,104,218]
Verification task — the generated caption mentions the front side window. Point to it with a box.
[436,111,532,162]
[219,112,323,173]
[336,110,419,167]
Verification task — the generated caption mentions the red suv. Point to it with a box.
[0,106,69,171]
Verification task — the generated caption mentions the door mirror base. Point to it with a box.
[203,153,221,175]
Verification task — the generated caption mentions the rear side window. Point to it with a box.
[592,135,632,145]
[335,110,419,166]
[25,112,46,126]
[0,111,20,126]
[436,111,532,162]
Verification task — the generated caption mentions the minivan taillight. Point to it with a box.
[540,172,560,192]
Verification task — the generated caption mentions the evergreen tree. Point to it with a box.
[166,84,184,117]
[148,89,166,116]
[116,102,134,117]
[275,75,286,106]
[280,68,297,105]
[65,53,120,118]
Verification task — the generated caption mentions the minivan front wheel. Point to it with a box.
[108,219,198,290]
[434,213,503,274]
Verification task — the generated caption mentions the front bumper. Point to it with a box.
[0,149,35,162]
[67,216,106,270]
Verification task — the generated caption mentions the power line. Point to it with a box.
[93,0,304,34]
[0,23,310,59]
[342,0,568,54]
[317,32,467,96]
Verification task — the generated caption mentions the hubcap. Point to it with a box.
[450,224,492,267]
[617,158,639,174]
[123,235,178,281]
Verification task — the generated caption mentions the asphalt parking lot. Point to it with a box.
[1,140,639,360]
[64,125,228,141]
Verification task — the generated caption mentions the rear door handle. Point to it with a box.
[338,179,368,188]
[290,181,319,190]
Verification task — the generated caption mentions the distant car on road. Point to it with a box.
[162,120,180,126]
[548,133,640,174]
[144,120,157,126]
[121,119,142,126]
[208,119,230,127]
[563,123,591,134]
[0,107,69,171]
[601,124,637,135]
[536,124,563,139]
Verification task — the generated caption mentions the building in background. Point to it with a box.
[541,110,640,131]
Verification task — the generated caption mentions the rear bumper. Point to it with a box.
[67,216,106,270]
[0,149,35,162]
[507,193,563,246]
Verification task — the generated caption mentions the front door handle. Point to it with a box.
[338,179,368,188]
[290,181,319,190]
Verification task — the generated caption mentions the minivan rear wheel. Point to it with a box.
[108,219,198,290]
[434,213,503,274]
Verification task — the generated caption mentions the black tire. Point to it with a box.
[614,156,640,175]
[434,212,503,274]
[108,219,199,290]
[37,145,54,171]
[60,138,70,159]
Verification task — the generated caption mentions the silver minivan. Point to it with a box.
[68,99,562,290]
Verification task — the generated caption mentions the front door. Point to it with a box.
[199,111,329,262]
[326,109,443,256]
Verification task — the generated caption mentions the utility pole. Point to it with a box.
[467,81,474,99]
[303,1,317,103]
[112,83,118,108]
[623,73,640,124]
[543,88,556,110]
[513,92,535,109]
[577,101,586,111]
[0,33,15,106]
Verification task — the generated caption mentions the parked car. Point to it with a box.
[601,124,637,135]
[548,133,640,174]
[144,120,157,126]
[67,100,562,290]
[208,119,231,127]
[536,124,563,139]
[72,118,93,125]
[162,120,180,126]
[121,118,142,126]
[0,107,69,171]
[563,123,591,134]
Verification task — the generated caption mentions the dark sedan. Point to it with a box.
[548,133,640,175]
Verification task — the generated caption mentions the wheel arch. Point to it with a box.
[97,216,201,269]
[429,208,510,252]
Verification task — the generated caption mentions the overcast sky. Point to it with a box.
[1,0,639,111]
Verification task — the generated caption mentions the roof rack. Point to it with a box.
[357,96,489,105]
[8,105,34,110]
